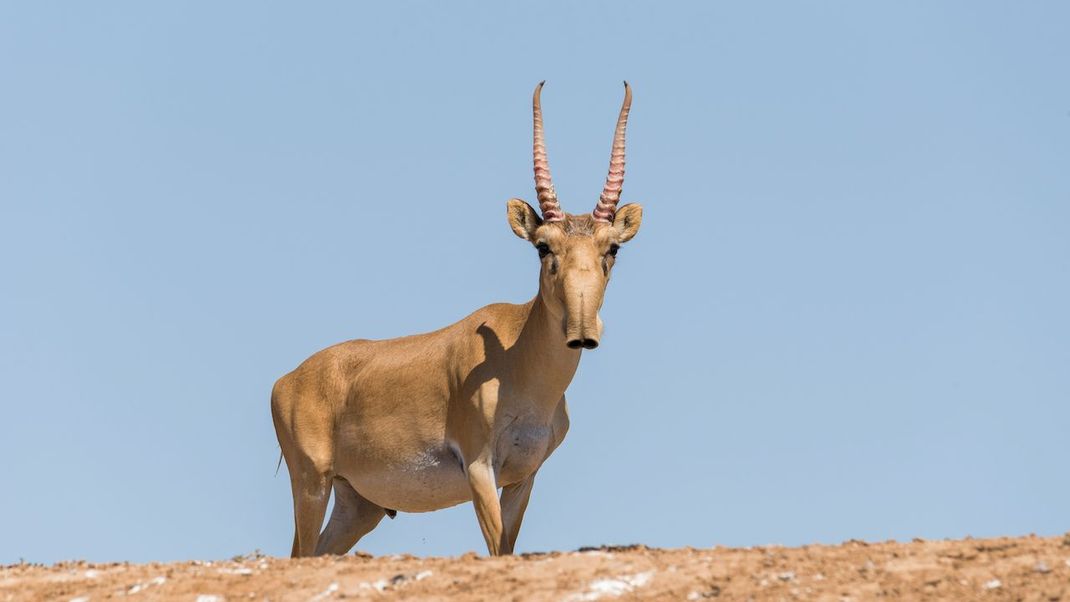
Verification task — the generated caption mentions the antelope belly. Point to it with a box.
[343,447,471,513]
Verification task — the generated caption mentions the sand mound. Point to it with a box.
[4,534,1068,600]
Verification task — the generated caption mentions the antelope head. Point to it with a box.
[507,82,643,350]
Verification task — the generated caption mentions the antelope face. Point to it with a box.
[508,204,642,349]
[506,80,642,349]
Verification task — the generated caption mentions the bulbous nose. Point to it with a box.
[566,338,599,350]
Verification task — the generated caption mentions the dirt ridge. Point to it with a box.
[3,534,1069,601]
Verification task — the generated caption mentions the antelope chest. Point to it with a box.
[494,420,554,486]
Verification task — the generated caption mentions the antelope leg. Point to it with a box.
[290,471,331,557]
[315,477,387,555]
[499,473,536,555]
[466,459,504,556]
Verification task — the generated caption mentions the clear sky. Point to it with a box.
[2,2,1068,564]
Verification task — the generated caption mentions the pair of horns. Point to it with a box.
[532,81,632,223]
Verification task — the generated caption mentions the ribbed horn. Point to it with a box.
[593,81,632,223]
[532,81,564,222]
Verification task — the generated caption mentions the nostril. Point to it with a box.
[582,339,599,350]
[566,339,583,349]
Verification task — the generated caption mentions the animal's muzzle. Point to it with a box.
[566,337,599,350]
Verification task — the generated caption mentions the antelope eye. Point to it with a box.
[536,243,551,258]
[608,244,620,257]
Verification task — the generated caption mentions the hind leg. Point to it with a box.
[289,465,332,557]
[315,477,388,555]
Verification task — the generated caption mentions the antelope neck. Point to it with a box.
[510,293,581,400]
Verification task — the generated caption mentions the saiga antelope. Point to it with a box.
[272,82,644,557]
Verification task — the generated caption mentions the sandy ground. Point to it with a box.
[3,534,1069,601]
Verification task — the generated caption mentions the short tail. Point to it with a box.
[275,450,284,476]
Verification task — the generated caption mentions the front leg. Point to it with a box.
[466,457,504,556]
[499,474,535,555]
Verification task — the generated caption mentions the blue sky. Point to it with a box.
[1,2,1068,563]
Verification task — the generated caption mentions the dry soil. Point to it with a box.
[3,534,1070,601]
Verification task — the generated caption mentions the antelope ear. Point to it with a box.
[507,199,542,241]
[612,203,643,243]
